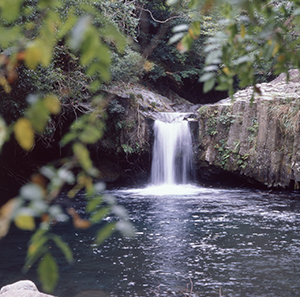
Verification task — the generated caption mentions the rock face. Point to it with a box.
[0,280,55,297]
[197,69,300,188]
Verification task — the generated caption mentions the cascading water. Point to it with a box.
[151,113,193,185]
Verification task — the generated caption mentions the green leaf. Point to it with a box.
[191,21,201,36]
[38,0,62,9]
[14,118,35,151]
[199,72,215,82]
[101,24,126,53]
[0,0,22,22]
[0,117,7,150]
[73,142,92,171]
[25,41,43,69]
[69,15,92,50]
[95,222,116,245]
[14,215,36,231]
[169,32,185,45]
[44,94,61,115]
[20,183,44,201]
[60,132,77,146]
[116,220,135,237]
[86,196,103,213]
[57,11,77,39]
[172,24,189,33]
[24,231,48,272]
[51,234,74,264]
[235,55,251,65]
[189,0,201,9]
[203,77,216,93]
[0,26,21,48]
[206,49,222,64]
[27,100,50,133]
[90,206,110,223]
[38,252,59,293]
[166,0,180,4]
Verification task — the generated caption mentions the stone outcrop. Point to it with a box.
[196,69,300,188]
[0,280,55,297]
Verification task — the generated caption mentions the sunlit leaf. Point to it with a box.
[199,72,214,82]
[112,205,128,219]
[206,49,222,64]
[69,15,92,50]
[235,55,250,65]
[14,118,35,151]
[25,41,42,69]
[166,0,180,5]
[95,222,116,245]
[0,75,11,93]
[240,23,246,38]
[38,252,58,293]
[116,220,135,237]
[39,41,54,67]
[44,94,61,114]
[0,0,22,22]
[172,24,189,33]
[14,215,36,231]
[20,183,44,201]
[168,32,185,45]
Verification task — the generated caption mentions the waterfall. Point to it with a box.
[151,113,193,185]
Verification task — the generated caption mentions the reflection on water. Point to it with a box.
[1,185,300,296]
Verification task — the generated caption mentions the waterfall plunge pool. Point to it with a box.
[1,186,300,297]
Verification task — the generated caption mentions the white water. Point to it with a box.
[150,113,193,186]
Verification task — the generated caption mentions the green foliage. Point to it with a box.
[110,47,144,83]
[139,0,206,88]
[169,0,300,96]
[0,0,136,293]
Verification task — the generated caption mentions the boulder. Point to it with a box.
[0,280,55,297]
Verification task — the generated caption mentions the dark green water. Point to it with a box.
[1,185,300,297]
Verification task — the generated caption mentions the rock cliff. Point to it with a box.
[197,69,300,189]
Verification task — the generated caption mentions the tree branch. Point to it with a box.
[140,8,181,24]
